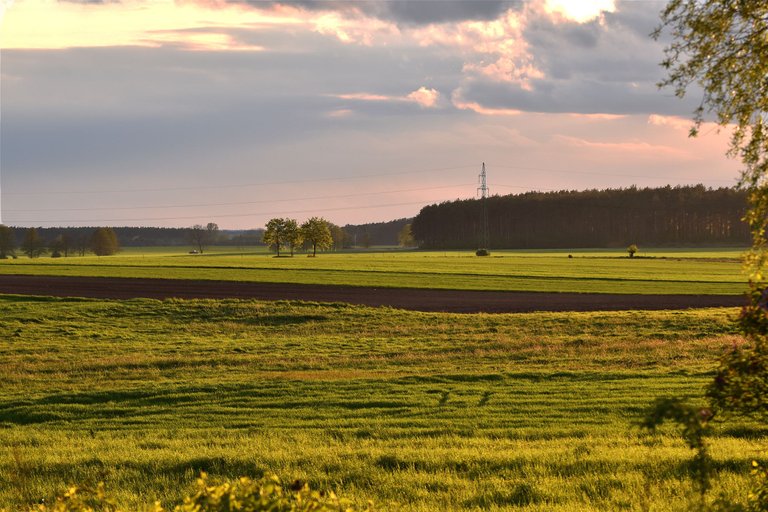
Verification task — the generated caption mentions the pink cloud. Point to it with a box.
[407,87,440,108]
[334,87,441,108]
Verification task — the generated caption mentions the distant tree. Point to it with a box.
[90,227,119,256]
[361,231,371,249]
[627,244,638,258]
[21,228,47,258]
[328,223,347,251]
[189,222,219,253]
[301,217,333,257]
[49,233,72,258]
[0,225,15,259]
[263,218,295,257]
[74,233,90,256]
[284,219,302,257]
[398,223,416,248]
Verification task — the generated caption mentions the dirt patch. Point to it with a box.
[0,275,746,313]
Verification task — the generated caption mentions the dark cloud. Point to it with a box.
[363,0,521,25]
[192,0,521,25]
[449,0,687,115]
[456,76,700,117]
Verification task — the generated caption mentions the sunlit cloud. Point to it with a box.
[334,87,441,108]
[543,0,616,24]
[0,0,302,49]
[647,114,693,131]
[452,90,523,116]
[311,10,400,45]
[406,87,440,108]
[326,109,354,118]
[413,9,543,90]
[556,134,691,158]
[570,113,627,121]
[146,30,265,51]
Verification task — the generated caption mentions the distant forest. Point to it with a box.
[3,221,411,250]
[343,218,412,247]
[411,185,750,249]
[18,227,266,248]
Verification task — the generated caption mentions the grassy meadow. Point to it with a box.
[0,295,765,510]
[0,246,748,294]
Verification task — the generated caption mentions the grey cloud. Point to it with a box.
[1,40,462,177]
[456,76,700,116]
[197,0,521,25]
[450,0,685,115]
[363,0,521,25]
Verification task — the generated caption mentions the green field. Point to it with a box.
[0,296,763,510]
[0,247,748,295]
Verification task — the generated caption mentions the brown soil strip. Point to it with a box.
[0,274,745,313]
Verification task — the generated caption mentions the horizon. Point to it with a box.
[0,0,742,229]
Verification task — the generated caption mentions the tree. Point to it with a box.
[627,244,638,258]
[263,218,296,257]
[189,222,219,254]
[652,2,768,506]
[301,217,333,257]
[49,233,72,258]
[74,233,90,256]
[90,227,119,256]
[0,225,15,259]
[328,223,348,251]
[398,223,416,248]
[21,228,46,258]
[284,218,302,257]
[655,0,768,417]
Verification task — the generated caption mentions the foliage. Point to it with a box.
[412,185,748,249]
[343,218,410,247]
[327,223,348,251]
[301,217,332,257]
[397,224,415,248]
[627,244,638,258]
[641,398,714,496]
[0,225,15,259]
[263,218,299,257]
[90,228,119,256]
[21,228,47,259]
[283,219,302,257]
[189,223,219,254]
[18,474,367,512]
[651,2,768,510]
[49,234,72,258]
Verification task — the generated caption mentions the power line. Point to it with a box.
[6,199,446,224]
[5,164,478,196]
[4,183,474,213]
[491,163,737,184]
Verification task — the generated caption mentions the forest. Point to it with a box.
[411,185,750,249]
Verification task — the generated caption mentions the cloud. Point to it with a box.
[406,87,440,108]
[334,87,441,108]
[542,0,615,24]
[647,114,693,131]
[191,0,522,26]
[452,90,522,116]
[555,134,690,158]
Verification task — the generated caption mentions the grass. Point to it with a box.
[0,295,764,510]
[0,247,749,294]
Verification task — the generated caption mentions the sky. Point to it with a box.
[0,0,743,229]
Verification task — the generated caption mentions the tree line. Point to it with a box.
[411,185,750,249]
[0,226,120,259]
